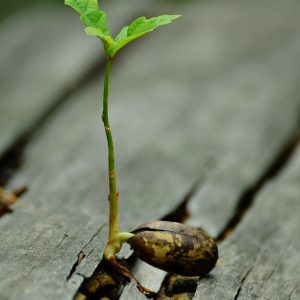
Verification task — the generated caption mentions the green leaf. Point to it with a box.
[65,1,181,58]
[85,27,114,45]
[65,0,111,46]
[107,15,181,58]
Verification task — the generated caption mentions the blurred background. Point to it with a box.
[1,0,60,21]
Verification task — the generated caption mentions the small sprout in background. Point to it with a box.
[0,187,27,216]
[65,0,218,295]
[0,187,18,207]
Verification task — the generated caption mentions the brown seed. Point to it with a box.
[127,221,218,276]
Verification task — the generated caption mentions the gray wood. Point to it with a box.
[122,0,300,296]
[0,0,150,154]
[194,144,300,300]
[0,0,300,299]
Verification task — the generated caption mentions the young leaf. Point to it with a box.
[85,27,114,46]
[65,0,111,47]
[65,0,181,58]
[107,15,181,58]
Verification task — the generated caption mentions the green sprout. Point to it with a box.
[64,0,180,261]
[65,2,219,296]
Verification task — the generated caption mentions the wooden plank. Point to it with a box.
[194,142,300,300]
[0,0,300,299]
[0,0,151,154]
[121,0,300,296]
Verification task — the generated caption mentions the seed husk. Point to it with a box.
[127,221,218,276]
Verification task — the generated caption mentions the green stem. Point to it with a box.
[102,59,119,240]
[102,59,134,259]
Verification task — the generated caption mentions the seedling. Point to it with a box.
[65,0,217,296]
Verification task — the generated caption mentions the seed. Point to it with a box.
[127,221,218,276]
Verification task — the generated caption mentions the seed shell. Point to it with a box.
[128,221,218,276]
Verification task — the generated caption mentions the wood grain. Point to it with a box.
[194,142,300,299]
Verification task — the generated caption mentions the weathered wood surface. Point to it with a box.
[195,143,300,300]
[121,0,300,297]
[0,0,300,299]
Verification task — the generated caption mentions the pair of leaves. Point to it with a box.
[65,0,180,58]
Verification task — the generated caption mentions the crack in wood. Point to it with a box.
[234,267,253,300]
[0,58,104,188]
[216,126,300,243]
[161,178,203,223]
[67,252,87,282]
[66,226,104,281]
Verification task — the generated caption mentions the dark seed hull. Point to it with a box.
[128,221,218,276]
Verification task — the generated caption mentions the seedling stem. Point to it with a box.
[64,0,180,260]
[102,58,134,258]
